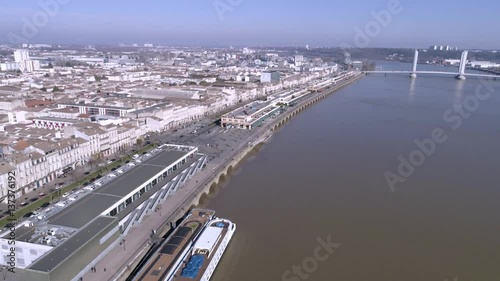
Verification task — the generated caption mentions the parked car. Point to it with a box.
[94,181,103,186]
[108,173,117,178]
[23,212,34,218]
[20,201,29,207]
[40,202,50,209]
[117,169,124,174]
[62,192,69,198]
[128,163,135,167]
[29,198,38,203]
[135,159,142,163]
[82,182,90,186]
[38,193,46,197]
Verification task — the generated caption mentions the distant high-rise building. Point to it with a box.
[295,55,304,65]
[260,71,280,83]
[24,60,40,72]
[0,62,20,71]
[305,44,310,50]
[144,43,153,47]
[14,49,30,63]
[13,49,40,72]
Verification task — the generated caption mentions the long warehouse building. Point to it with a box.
[0,144,207,281]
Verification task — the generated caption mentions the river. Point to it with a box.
[206,61,500,281]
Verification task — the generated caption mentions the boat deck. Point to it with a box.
[175,221,231,281]
[137,210,215,281]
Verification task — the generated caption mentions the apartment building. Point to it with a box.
[65,122,139,158]
[0,137,92,197]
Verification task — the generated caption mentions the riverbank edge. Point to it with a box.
[118,72,365,280]
[170,72,365,222]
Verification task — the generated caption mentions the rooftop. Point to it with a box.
[33,116,80,123]
[223,100,272,119]
[27,216,118,272]
[47,149,189,229]
[60,103,133,110]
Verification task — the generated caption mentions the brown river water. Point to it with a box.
[206,62,500,281]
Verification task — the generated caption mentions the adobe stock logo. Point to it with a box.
[281,235,340,281]
[340,0,406,49]
[7,0,71,44]
[213,0,243,21]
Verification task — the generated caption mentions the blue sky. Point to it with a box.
[0,0,498,48]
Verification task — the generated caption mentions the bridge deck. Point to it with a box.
[366,71,500,78]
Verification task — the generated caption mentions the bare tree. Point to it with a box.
[88,153,99,170]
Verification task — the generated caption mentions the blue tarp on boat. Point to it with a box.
[180,254,205,279]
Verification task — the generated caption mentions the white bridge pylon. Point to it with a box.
[410,49,418,78]
[410,49,469,80]
[456,50,469,80]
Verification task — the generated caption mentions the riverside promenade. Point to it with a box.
[81,72,364,281]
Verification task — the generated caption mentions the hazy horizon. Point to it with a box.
[1,0,499,49]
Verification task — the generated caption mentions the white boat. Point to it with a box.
[135,209,235,281]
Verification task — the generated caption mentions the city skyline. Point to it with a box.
[1,0,499,49]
